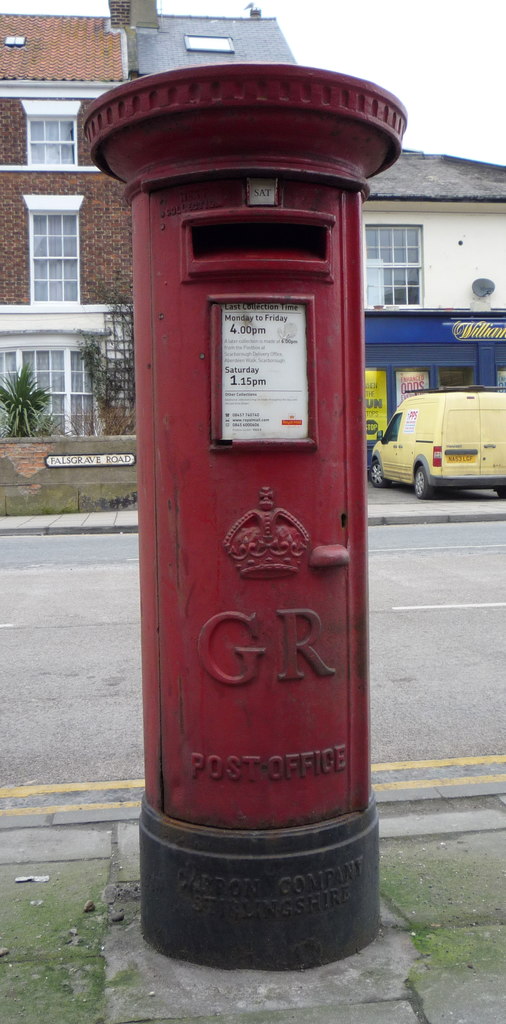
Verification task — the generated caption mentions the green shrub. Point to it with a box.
[0,364,55,437]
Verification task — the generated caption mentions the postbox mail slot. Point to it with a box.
[192,221,328,261]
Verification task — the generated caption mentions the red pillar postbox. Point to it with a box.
[86,65,405,969]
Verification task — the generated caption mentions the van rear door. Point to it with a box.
[479,392,506,477]
[442,393,480,479]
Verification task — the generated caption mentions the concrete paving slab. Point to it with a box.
[379,807,506,838]
[114,511,138,523]
[412,968,506,1024]
[435,781,506,798]
[7,514,61,527]
[0,825,112,864]
[0,813,52,829]
[409,926,506,1024]
[0,516,36,529]
[380,900,406,928]
[125,1004,421,1024]
[104,920,418,1023]
[380,831,506,927]
[80,513,122,524]
[116,821,140,880]
[44,514,89,526]
[376,787,440,802]
[52,806,140,825]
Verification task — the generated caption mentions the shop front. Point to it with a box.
[365,311,506,463]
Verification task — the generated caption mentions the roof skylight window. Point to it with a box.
[5,36,26,47]
[185,35,234,53]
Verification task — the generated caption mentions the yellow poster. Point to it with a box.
[365,369,388,440]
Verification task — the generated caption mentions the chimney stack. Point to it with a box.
[109,0,158,29]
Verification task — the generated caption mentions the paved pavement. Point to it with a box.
[0,482,505,534]
[1,483,505,1021]
[1,793,505,1023]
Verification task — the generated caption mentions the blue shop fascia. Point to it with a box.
[364,309,506,461]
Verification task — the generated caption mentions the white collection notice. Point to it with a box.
[221,302,308,440]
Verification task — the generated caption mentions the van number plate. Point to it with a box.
[447,454,476,463]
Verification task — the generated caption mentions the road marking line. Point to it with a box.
[0,800,141,817]
[0,779,144,799]
[374,773,506,791]
[393,602,506,610]
[0,623,14,628]
[372,754,506,771]
[370,544,506,553]
[2,758,505,799]
[3,775,506,817]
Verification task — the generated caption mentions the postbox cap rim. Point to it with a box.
[85,62,407,191]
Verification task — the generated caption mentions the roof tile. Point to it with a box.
[370,151,506,201]
[137,15,295,74]
[0,15,123,82]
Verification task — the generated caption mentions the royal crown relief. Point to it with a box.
[196,488,336,688]
[223,486,309,579]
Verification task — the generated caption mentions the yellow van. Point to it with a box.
[370,387,506,500]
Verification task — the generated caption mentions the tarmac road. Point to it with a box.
[1,489,506,1024]
[1,504,505,806]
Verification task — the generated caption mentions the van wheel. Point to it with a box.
[495,487,506,498]
[370,458,391,489]
[414,465,434,500]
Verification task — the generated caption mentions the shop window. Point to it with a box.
[497,368,506,391]
[438,367,474,388]
[365,368,388,441]
[395,368,429,405]
[365,226,421,306]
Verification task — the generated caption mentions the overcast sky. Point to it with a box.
[1,0,504,167]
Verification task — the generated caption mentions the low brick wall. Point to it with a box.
[0,436,137,515]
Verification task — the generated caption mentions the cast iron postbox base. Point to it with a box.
[139,797,379,970]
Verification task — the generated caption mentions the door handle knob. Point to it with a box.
[309,544,350,568]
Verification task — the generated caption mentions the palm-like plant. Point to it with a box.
[0,364,52,437]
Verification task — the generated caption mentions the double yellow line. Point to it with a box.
[372,754,506,791]
[0,778,144,818]
[1,756,505,817]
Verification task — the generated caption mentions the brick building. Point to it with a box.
[0,13,129,432]
[0,2,294,434]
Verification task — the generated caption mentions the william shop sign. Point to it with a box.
[45,453,136,468]
[451,320,506,340]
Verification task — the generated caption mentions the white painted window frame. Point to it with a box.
[365,224,423,308]
[23,194,84,306]
[0,341,93,434]
[22,100,80,169]
[184,34,234,52]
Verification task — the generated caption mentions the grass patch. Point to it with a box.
[0,957,106,1024]
[410,925,506,970]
